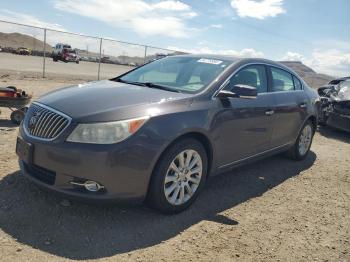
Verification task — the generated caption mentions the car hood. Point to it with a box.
[37,80,192,122]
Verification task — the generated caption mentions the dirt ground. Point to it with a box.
[0,74,349,262]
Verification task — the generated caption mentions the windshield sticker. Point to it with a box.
[197,58,223,65]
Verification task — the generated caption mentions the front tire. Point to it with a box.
[287,120,314,161]
[147,138,208,214]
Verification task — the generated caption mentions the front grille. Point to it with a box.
[25,103,70,140]
[23,162,56,185]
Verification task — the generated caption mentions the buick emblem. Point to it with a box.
[28,112,40,130]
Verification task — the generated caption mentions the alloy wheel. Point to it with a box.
[164,149,203,206]
[298,124,312,156]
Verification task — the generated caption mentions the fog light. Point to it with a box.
[84,181,104,192]
[70,180,104,192]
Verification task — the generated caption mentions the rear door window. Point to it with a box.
[271,67,294,92]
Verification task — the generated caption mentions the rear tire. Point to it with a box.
[147,138,208,214]
[10,110,25,125]
[287,120,314,161]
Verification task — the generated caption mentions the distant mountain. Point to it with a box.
[0,32,335,87]
[280,61,333,88]
[0,32,52,51]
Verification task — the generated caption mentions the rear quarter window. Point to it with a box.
[293,76,303,90]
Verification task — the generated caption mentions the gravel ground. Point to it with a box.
[0,52,133,81]
[0,75,349,262]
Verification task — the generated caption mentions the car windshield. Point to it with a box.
[64,49,76,54]
[118,56,233,94]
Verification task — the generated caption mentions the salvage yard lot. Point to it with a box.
[0,75,349,261]
[0,52,133,81]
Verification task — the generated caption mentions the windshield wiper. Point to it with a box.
[143,82,181,93]
[115,78,147,87]
[116,79,180,93]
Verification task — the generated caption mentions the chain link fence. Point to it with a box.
[0,20,187,81]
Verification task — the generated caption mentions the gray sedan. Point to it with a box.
[16,55,319,213]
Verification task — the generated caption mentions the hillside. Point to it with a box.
[0,33,334,87]
[280,61,333,88]
[0,32,52,51]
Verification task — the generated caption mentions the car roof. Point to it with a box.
[175,54,299,77]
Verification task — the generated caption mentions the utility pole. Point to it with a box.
[42,29,46,78]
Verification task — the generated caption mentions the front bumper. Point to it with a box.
[17,127,163,202]
[326,112,350,132]
[64,56,78,62]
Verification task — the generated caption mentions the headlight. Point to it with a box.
[67,116,149,144]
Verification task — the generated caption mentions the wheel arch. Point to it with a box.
[159,131,213,175]
[306,115,317,134]
[177,132,213,174]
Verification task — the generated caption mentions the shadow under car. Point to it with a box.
[0,152,316,260]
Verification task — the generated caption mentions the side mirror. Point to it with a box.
[217,84,257,99]
[216,90,239,98]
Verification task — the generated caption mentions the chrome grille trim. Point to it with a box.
[23,102,72,141]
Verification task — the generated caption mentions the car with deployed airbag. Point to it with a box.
[16,55,319,213]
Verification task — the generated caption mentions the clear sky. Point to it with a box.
[0,0,349,76]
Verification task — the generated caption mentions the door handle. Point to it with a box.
[265,110,274,116]
[299,103,307,108]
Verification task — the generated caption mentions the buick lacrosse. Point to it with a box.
[16,55,318,213]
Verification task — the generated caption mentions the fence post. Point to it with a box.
[42,28,47,78]
[97,38,102,80]
[144,45,148,64]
